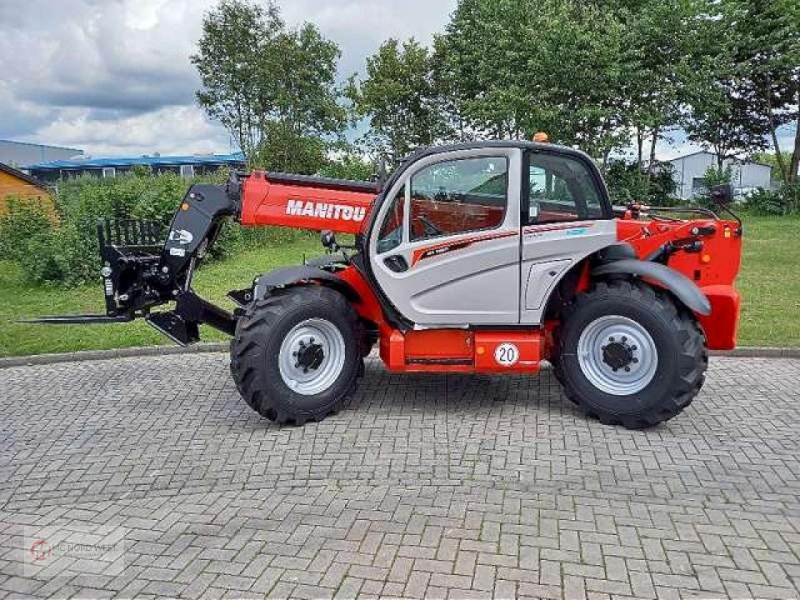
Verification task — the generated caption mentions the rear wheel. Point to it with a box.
[558,280,707,429]
[230,286,362,425]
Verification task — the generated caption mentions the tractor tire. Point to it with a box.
[230,285,362,425]
[557,280,707,429]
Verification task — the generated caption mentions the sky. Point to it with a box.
[0,0,457,158]
[0,0,795,162]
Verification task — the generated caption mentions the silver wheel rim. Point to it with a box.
[278,318,346,395]
[576,315,658,396]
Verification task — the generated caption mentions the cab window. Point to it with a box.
[409,156,508,241]
[376,185,405,254]
[527,153,604,224]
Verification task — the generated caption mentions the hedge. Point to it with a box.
[0,170,310,285]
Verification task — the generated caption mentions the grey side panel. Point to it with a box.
[407,236,520,323]
[592,259,711,315]
[524,259,572,310]
[253,265,360,302]
[520,220,618,324]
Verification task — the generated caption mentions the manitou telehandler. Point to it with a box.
[37,140,743,429]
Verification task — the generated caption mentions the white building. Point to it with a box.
[0,140,83,169]
[666,151,772,200]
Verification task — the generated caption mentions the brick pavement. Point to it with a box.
[0,354,798,599]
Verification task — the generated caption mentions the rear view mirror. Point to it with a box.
[709,183,733,206]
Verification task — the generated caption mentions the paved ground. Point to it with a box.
[0,354,798,600]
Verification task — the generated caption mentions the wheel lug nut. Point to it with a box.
[624,367,630,372]
[292,351,297,356]
[631,345,637,351]
[609,336,615,342]
[622,336,627,342]
[632,358,639,363]
[309,337,315,343]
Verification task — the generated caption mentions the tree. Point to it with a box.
[435,0,629,161]
[683,1,775,168]
[192,0,345,173]
[318,150,376,181]
[698,164,734,204]
[347,39,450,163]
[686,94,771,168]
[248,122,328,175]
[604,159,678,205]
[721,0,800,202]
[436,0,544,139]
[616,0,711,170]
[191,0,281,155]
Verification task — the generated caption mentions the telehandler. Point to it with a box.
[37,140,742,429]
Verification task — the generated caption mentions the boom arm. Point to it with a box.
[240,171,378,234]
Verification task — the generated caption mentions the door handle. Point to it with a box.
[384,255,408,273]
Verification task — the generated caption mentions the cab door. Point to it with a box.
[368,147,522,326]
[519,149,617,324]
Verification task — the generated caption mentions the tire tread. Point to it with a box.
[230,286,362,425]
[558,280,708,429]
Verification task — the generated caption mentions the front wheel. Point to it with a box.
[230,286,362,425]
[558,280,707,429]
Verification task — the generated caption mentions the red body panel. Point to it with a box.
[240,171,375,234]
[380,328,543,374]
[616,217,742,350]
[616,218,742,286]
[473,331,542,373]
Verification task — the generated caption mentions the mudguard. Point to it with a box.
[253,265,361,302]
[592,259,711,315]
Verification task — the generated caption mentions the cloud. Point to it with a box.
[0,0,455,156]
[280,0,457,77]
[3,1,212,112]
[35,105,233,156]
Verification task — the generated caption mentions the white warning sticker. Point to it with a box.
[494,343,519,367]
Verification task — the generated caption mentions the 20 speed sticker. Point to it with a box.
[494,343,519,367]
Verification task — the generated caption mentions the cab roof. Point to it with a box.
[406,139,596,164]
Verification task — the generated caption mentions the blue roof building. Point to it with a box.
[25,152,246,182]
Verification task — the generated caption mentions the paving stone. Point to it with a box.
[0,354,798,599]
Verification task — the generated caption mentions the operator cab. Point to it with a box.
[366,141,616,328]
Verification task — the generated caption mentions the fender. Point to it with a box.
[592,259,711,315]
[252,265,361,302]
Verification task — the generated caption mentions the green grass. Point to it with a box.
[737,213,800,346]
[1,214,798,357]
